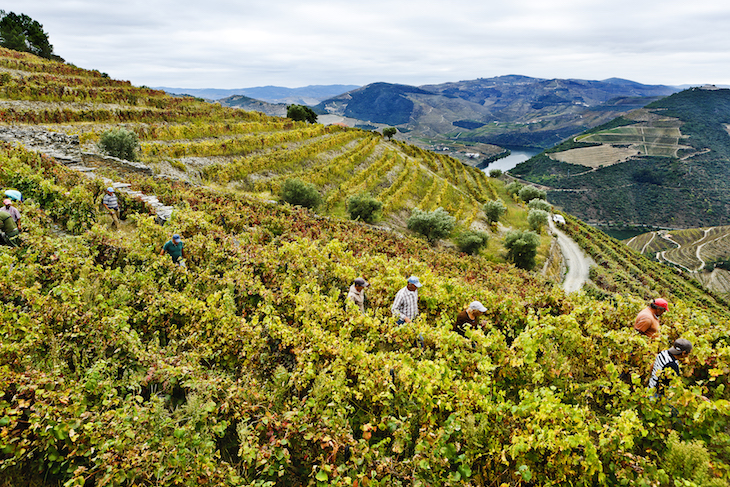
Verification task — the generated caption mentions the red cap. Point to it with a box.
[653,298,668,311]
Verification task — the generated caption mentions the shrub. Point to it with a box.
[483,199,506,224]
[455,230,489,255]
[527,208,549,232]
[407,207,456,243]
[505,181,523,196]
[382,127,397,140]
[528,198,552,212]
[661,431,725,486]
[280,178,322,209]
[518,185,546,203]
[347,193,383,224]
[286,104,318,124]
[489,169,503,178]
[98,128,139,161]
[504,229,540,269]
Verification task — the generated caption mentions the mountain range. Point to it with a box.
[155,84,359,105]
[314,76,679,150]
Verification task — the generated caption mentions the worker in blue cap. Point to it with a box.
[160,233,186,267]
[102,187,120,230]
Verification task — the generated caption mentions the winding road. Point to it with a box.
[549,219,594,293]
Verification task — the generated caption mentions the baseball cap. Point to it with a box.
[172,234,182,242]
[407,275,422,288]
[3,198,10,206]
[653,298,668,311]
[353,277,369,287]
[469,301,487,313]
[106,187,115,193]
[669,338,692,355]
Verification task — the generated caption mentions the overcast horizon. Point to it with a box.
[4,0,730,90]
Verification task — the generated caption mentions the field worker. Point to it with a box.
[391,275,421,325]
[160,233,186,267]
[4,189,22,202]
[649,338,692,390]
[454,301,487,336]
[102,187,120,230]
[2,198,21,230]
[634,298,668,338]
[0,209,21,247]
[347,277,369,313]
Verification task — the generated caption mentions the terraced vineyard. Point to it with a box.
[0,47,497,233]
[625,225,730,295]
[2,48,730,487]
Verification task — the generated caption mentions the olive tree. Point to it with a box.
[483,199,506,224]
[504,230,540,270]
[407,207,456,243]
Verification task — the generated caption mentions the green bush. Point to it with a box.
[527,208,549,232]
[662,431,727,486]
[504,229,540,269]
[528,198,552,212]
[382,127,397,140]
[347,193,383,224]
[280,178,322,209]
[506,181,523,196]
[489,169,503,178]
[407,207,456,243]
[286,104,318,124]
[455,230,489,255]
[483,199,506,224]
[98,128,139,161]
[518,185,547,203]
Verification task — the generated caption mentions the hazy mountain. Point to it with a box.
[154,84,359,105]
[315,76,679,149]
[511,86,730,229]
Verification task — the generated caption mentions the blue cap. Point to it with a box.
[106,187,115,193]
[172,234,181,241]
[407,275,422,288]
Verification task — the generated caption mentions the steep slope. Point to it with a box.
[0,47,500,236]
[625,225,730,295]
[1,48,730,487]
[316,76,677,151]
[512,87,730,229]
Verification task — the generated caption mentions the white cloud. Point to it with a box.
[4,0,730,88]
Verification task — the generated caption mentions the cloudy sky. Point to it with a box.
[5,0,730,89]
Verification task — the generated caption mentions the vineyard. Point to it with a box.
[625,226,730,295]
[1,48,730,487]
[0,47,498,234]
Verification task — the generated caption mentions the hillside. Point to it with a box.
[511,87,730,229]
[1,48,730,487]
[625,225,730,294]
[315,76,677,157]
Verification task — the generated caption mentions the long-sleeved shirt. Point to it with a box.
[2,204,20,225]
[649,350,680,388]
[391,286,418,321]
[346,284,366,313]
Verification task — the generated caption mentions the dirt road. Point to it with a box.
[550,219,594,293]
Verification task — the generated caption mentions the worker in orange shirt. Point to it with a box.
[633,298,668,338]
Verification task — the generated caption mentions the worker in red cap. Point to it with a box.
[633,298,668,338]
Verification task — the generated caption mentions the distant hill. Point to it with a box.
[625,225,730,295]
[155,84,359,104]
[315,76,678,149]
[511,87,730,229]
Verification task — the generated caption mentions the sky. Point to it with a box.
[5,0,730,89]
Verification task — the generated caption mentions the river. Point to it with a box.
[480,147,541,173]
